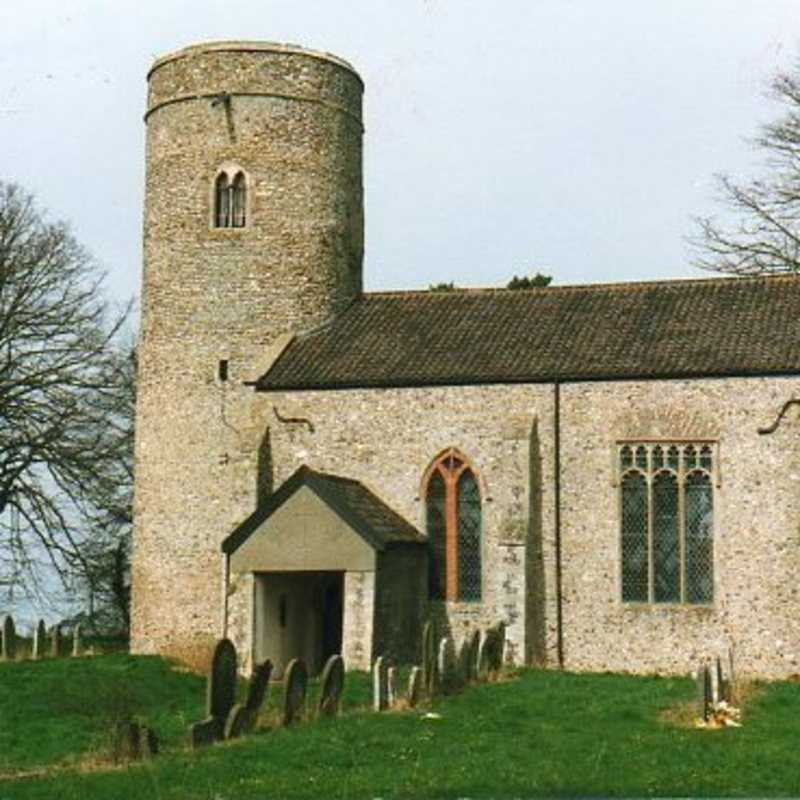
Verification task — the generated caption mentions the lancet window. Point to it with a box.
[214,169,247,228]
[619,442,715,605]
[424,449,482,602]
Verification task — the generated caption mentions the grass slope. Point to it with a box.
[3,655,800,798]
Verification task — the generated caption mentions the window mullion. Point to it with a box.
[445,472,458,601]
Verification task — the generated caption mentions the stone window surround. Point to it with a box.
[616,438,718,608]
[422,447,485,603]
[210,163,251,230]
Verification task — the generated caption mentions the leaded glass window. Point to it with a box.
[618,441,715,605]
[424,449,482,602]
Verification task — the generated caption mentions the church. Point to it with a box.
[131,40,800,679]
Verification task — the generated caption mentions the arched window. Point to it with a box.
[214,169,247,228]
[424,449,482,602]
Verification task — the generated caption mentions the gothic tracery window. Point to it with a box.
[424,449,482,602]
[619,442,714,604]
[214,169,247,228]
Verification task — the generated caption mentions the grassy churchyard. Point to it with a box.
[2,653,800,798]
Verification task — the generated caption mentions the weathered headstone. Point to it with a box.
[421,621,437,697]
[190,717,223,749]
[387,666,397,707]
[50,625,61,658]
[485,624,504,673]
[72,623,81,657]
[373,655,388,711]
[207,638,238,729]
[282,657,308,726]
[715,656,725,705]
[468,629,481,682]
[1,615,16,660]
[225,659,273,739]
[113,719,160,762]
[457,637,473,685]
[190,638,238,747]
[438,637,457,694]
[476,631,490,681]
[702,663,713,722]
[32,619,46,660]
[319,654,345,717]
[407,666,422,708]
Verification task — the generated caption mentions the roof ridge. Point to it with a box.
[362,271,800,299]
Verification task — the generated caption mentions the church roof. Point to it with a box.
[221,465,424,555]
[254,273,800,390]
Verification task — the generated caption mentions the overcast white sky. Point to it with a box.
[1,0,798,306]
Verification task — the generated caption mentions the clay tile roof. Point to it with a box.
[255,274,800,390]
[222,465,424,555]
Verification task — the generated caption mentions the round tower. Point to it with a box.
[131,42,364,660]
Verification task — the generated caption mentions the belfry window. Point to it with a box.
[619,442,715,605]
[214,170,247,228]
[424,449,482,602]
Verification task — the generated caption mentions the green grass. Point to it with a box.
[4,655,800,798]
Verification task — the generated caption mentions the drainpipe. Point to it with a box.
[554,380,564,668]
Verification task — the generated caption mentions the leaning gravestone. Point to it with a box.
[50,625,61,658]
[113,719,160,762]
[485,624,504,673]
[282,658,308,726]
[191,638,238,748]
[1,615,16,660]
[32,619,46,660]
[319,654,345,717]
[373,655,388,711]
[407,666,422,708]
[438,637,458,694]
[72,623,81,657]
[225,658,273,739]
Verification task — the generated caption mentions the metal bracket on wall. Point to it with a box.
[758,398,800,435]
[273,406,315,434]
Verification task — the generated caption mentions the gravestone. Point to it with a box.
[715,656,725,704]
[282,658,308,726]
[207,638,238,729]
[50,625,61,658]
[407,666,422,708]
[699,663,713,722]
[191,638,238,747]
[373,655,388,711]
[468,629,481,681]
[457,637,473,685]
[1,615,15,660]
[319,654,345,717]
[421,621,436,697]
[485,624,504,673]
[113,719,160,762]
[225,659,273,739]
[190,717,223,749]
[728,647,736,702]
[32,619,46,660]
[438,637,457,694]
[476,631,490,681]
[387,666,397,707]
[72,623,81,657]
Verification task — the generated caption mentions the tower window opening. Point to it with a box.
[214,170,247,228]
[218,359,229,382]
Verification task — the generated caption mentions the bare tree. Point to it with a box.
[0,181,132,611]
[692,66,800,275]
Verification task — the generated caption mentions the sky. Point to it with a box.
[1,0,799,308]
